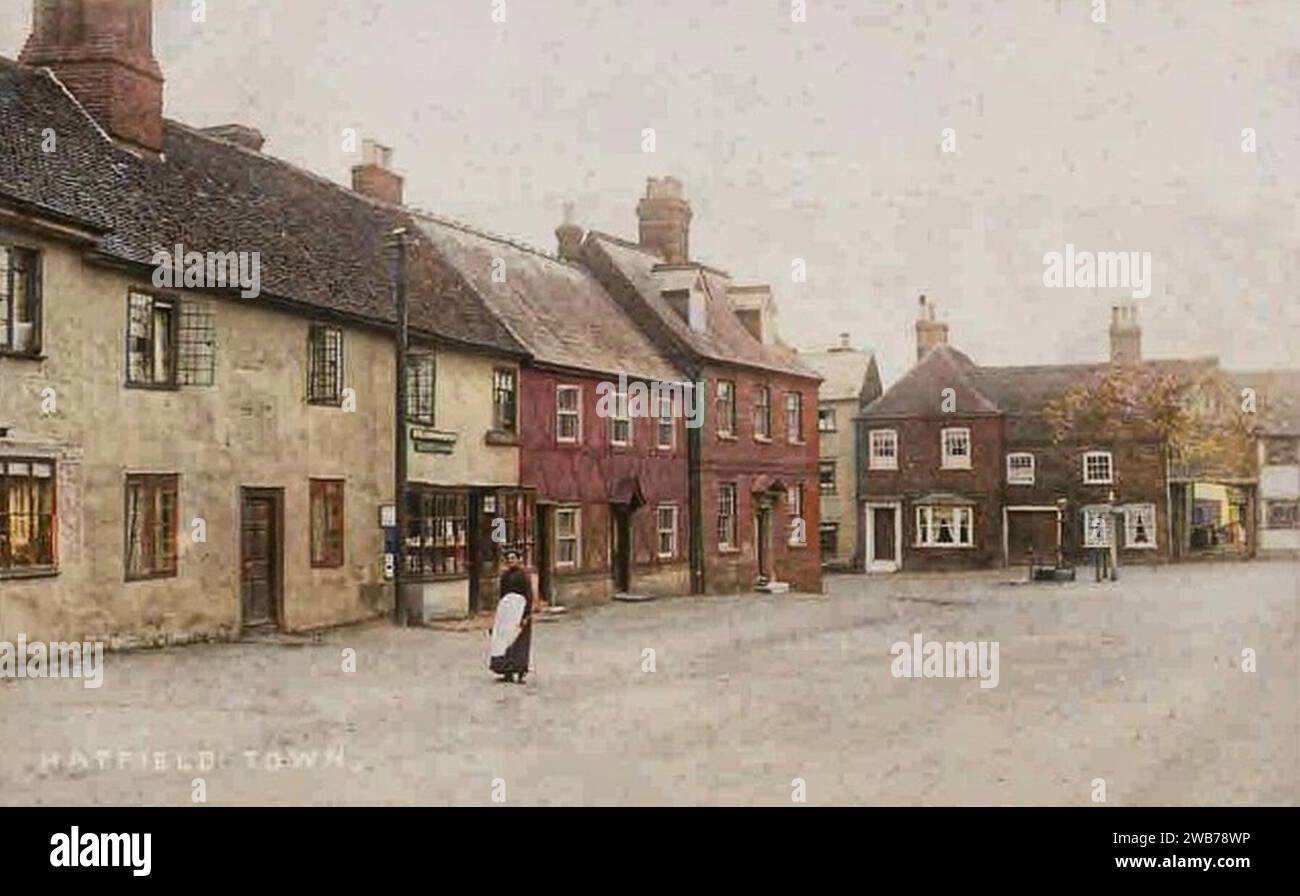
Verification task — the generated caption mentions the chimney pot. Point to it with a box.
[915,296,949,362]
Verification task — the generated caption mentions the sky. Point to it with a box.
[3,0,1296,385]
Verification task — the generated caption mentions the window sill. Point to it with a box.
[717,433,737,442]
[126,570,179,582]
[717,545,740,554]
[0,566,59,580]
[754,435,772,444]
[0,350,45,361]
[485,430,519,447]
[787,439,806,446]
[1083,480,1114,486]
[941,464,972,471]
[126,381,181,392]
[787,541,807,549]
[868,464,898,472]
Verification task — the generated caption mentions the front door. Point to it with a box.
[756,506,772,581]
[611,505,631,592]
[536,505,553,605]
[240,488,282,628]
[866,503,900,572]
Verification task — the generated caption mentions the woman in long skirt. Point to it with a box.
[490,550,535,683]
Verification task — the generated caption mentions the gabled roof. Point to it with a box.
[585,231,819,380]
[1231,369,1300,436]
[414,214,683,382]
[861,344,999,418]
[0,58,524,355]
[799,345,879,403]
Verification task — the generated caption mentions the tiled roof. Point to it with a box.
[586,232,820,380]
[861,344,999,418]
[414,213,684,383]
[799,346,879,402]
[0,58,524,355]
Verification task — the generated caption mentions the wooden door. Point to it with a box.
[240,489,282,628]
[611,505,631,592]
[872,507,896,563]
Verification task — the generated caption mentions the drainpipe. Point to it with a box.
[688,377,705,594]
[388,228,411,625]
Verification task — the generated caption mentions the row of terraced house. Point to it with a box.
[0,0,822,644]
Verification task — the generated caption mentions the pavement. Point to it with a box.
[1,560,1295,805]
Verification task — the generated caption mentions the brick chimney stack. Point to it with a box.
[636,177,692,264]
[351,140,403,205]
[915,294,949,362]
[555,202,584,262]
[20,0,165,154]
[1109,303,1141,365]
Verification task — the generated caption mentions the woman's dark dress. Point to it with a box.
[490,567,533,676]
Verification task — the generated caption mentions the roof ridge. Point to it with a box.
[410,207,573,268]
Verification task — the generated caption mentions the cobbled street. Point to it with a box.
[3,561,1295,806]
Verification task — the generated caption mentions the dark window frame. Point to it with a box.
[716,380,737,438]
[124,473,179,581]
[817,404,836,433]
[407,352,436,425]
[0,244,42,358]
[492,367,518,433]
[309,478,346,568]
[819,460,837,494]
[0,457,57,575]
[405,487,469,580]
[307,323,345,405]
[125,289,181,389]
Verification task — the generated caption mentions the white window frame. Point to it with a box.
[1082,507,1112,548]
[656,504,678,558]
[1006,452,1035,485]
[610,386,631,446]
[941,427,972,470]
[657,392,674,450]
[1124,503,1157,549]
[556,385,581,444]
[787,485,806,546]
[785,392,804,444]
[717,483,737,550]
[1083,451,1113,484]
[868,429,898,470]
[555,506,581,568]
[914,505,974,547]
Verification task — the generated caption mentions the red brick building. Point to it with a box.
[581,179,823,593]
[858,299,1224,572]
[416,213,691,607]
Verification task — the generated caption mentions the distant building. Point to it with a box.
[799,335,881,570]
[1233,370,1300,556]
[856,298,1262,571]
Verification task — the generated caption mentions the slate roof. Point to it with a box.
[414,214,684,382]
[799,346,879,403]
[0,58,524,355]
[585,232,820,380]
[1231,369,1300,436]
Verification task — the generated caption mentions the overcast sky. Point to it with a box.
[4,0,1296,383]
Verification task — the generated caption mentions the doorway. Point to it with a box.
[611,504,631,592]
[240,487,283,629]
[864,502,900,572]
[755,504,773,581]
[536,504,553,604]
